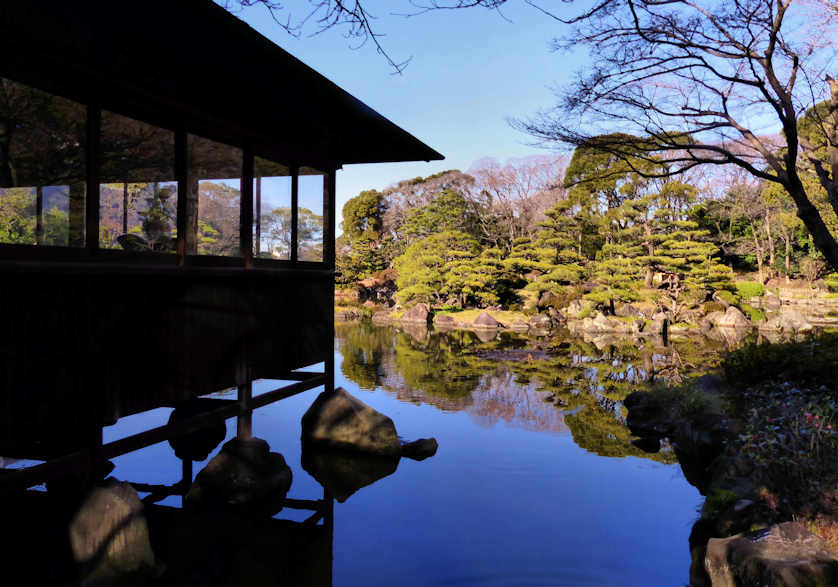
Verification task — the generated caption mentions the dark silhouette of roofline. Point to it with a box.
[0,1,444,168]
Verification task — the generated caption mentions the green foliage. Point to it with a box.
[724,333,838,388]
[715,290,740,307]
[739,303,765,322]
[825,273,838,293]
[735,281,766,299]
[394,230,485,307]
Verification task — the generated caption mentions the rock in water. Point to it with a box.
[185,437,292,515]
[167,398,227,461]
[301,387,401,456]
[473,311,502,329]
[69,481,157,586]
[705,522,838,587]
[401,303,431,325]
[714,306,750,329]
[401,437,439,460]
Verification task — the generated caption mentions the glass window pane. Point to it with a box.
[188,135,242,257]
[253,157,291,259]
[298,166,324,262]
[0,77,86,247]
[99,112,177,251]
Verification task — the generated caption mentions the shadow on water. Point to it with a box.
[0,399,338,586]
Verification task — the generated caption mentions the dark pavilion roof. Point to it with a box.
[0,0,443,169]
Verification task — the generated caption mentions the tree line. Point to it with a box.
[337,135,838,314]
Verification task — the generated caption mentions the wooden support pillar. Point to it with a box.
[175,128,190,263]
[325,167,337,392]
[241,146,254,267]
[85,104,100,253]
[237,382,252,440]
[35,186,43,245]
[122,183,129,234]
[254,176,262,256]
[291,166,299,263]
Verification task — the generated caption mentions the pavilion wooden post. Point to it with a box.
[237,382,253,440]
[241,146,254,267]
[291,166,299,263]
[175,128,188,265]
[324,167,337,392]
[85,104,100,253]
[254,176,262,256]
[35,186,43,245]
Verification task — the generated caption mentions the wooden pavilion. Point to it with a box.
[0,0,442,491]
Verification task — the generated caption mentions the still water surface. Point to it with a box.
[105,323,719,586]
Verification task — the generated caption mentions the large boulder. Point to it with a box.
[762,293,782,311]
[401,303,431,325]
[529,314,553,329]
[167,398,227,462]
[301,387,401,455]
[714,306,751,329]
[650,312,670,336]
[778,309,813,333]
[473,311,502,329]
[705,522,838,587]
[69,481,158,586]
[185,437,292,515]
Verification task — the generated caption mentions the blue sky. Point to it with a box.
[234,1,586,221]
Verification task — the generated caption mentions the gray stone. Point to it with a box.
[401,437,438,461]
[69,481,158,586]
[185,437,292,515]
[705,522,838,587]
[529,315,553,329]
[762,293,782,311]
[433,313,455,326]
[779,310,813,333]
[401,303,431,325]
[650,311,670,336]
[714,306,751,329]
[473,311,502,329]
[565,299,586,319]
[301,387,401,455]
[509,318,530,331]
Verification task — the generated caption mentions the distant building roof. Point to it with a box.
[0,0,443,169]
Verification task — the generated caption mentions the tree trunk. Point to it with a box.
[752,229,765,284]
[786,173,838,272]
[765,210,775,270]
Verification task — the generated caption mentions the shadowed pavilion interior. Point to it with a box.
[0,1,441,584]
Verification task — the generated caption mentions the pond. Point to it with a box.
[79,322,725,586]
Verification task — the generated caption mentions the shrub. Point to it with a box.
[715,290,740,306]
[724,333,838,387]
[702,301,726,315]
[826,273,838,293]
[736,281,766,299]
[739,303,766,322]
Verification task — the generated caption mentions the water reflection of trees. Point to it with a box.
[336,323,726,462]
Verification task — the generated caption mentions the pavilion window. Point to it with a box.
[0,77,87,247]
[99,111,177,252]
[252,156,292,260]
[297,166,325,263]
[186,135,243,257]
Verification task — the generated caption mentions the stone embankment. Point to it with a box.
[347,282,838,346]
